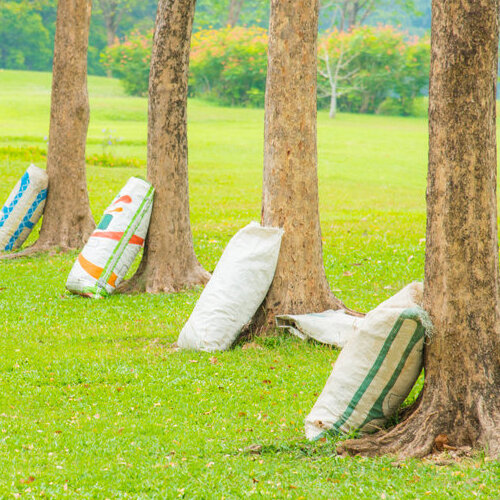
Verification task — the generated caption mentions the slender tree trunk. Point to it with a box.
[105,20,117,47]
[119,0,209,294]
[226,0,245,27]
[251,0,349,332]
[33,0,95,251]
[339,0,500,458]
[329,82,337,118]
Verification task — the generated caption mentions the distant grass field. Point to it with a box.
[0,70,498,498]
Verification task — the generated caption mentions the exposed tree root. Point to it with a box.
[0,242,69,260]
[117,260,210,294]
[337,396,500,459]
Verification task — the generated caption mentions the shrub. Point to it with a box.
[189,27,268,107]
[103,25,429,116]
[101,31,152,97]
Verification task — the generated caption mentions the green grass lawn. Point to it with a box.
[0,70,498,498]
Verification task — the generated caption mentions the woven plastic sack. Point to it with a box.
[66,177,154,298]
[305,282,429,440]
[177,222,284,352]
[0,165,48,251]
[276,310,360,349]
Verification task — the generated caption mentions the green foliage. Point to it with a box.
[103,27,269,105]
[1,70,499,497]
[101,31,152,96]
[318,26,430,116]
[195,0,270,29]
[189,27,268,107]
[106,25,428,115]
[0,2,52,70]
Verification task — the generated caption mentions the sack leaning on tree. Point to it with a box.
[305,282,431,440]
[66,177,154,298]
[0,165,48,252]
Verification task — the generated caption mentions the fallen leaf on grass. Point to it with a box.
[20,476,35,484]
[209,357,218,365]
[343,271,353,277]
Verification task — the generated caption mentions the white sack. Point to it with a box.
[276,310,359,349]
[305,282,428,440]
[177,222,284,352]
[0,165,48,251]
[66,177,154,298]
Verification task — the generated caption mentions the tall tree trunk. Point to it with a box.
[119,0,209,294]
[251,0,348,332]
[226,0,245,27]
[34,0,95,251]
[339,0,500,458]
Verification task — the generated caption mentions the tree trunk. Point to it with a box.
[329,82,337,118]
[339,0,500,458]
[119,0,209,294]
[226,0,245,27]
[33,0,95,251]
[251,0,349,332]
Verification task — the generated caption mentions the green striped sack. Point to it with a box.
[66,177,154,298]
[305,282,429,440]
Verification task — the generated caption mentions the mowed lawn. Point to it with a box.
[0,70,498,498]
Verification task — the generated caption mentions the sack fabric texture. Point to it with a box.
[0,165,48,251]
[177,222,284,352]
[276,310,360,349]
[305,282,429,440]
[66,177,154,298]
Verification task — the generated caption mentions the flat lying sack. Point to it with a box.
[177,222,284,352]
[305,282,429,440]
[66,177,154,298]
[0,164,48,251]
[276,310,360,349]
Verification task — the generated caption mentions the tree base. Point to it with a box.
[337,393,500,459]
[0,241,71,260]
[118,259,210,294]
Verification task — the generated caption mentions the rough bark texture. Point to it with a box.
[33,0,95,251]
[119,0,209,294]
[251,0,349,332]
[339,0,500,458]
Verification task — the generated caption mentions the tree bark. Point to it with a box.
[339,0,500,458]
[251,0,349,332]
[226,0,245,27]
[32,0,95,252]
[119,0,209,294]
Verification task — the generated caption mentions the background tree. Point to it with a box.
[0,2,52,70]
[319,0,417,31]
[120,0,210,293]
[317,29,358,118]
[339,0,500,457]
[251,0,356,331]
[26,0,95,252]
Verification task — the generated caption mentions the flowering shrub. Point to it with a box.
[103,26,429,116]
[101,31,152,97]
[189,27,268,107]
